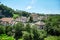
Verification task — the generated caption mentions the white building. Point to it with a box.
[35,21,45,29]
[15,16,28,23]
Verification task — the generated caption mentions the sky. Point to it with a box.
[0,0,60,14]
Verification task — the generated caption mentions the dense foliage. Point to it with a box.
[0,4,30,18]
[0,4,14,17]
[0,22,47,40]
[44,36,60,40]
[0,4,60,40]
[45,15,60,36]
[0,34,15,40]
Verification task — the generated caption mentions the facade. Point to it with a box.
[38,16,48,21]
[31,14,39,21]
[15,16,28,23]
[35,21,45,29]
[0,18,15,25]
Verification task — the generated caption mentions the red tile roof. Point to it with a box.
[0,18,14,23]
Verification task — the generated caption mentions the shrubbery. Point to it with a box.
[0,34,15,40]
[44,36,60,40]
[0,23,47,40]
[45,15,60,36]
[0,15,60,40]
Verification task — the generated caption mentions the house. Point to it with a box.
[38,16,44,21]
[35,21,45,29]
[31,14,39,21]
[15,16,28,23]
[0,18,16,25]
[38,16,48,21]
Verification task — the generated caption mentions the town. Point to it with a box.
[0,1,60,40]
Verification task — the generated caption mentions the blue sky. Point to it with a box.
[0,0,60,14]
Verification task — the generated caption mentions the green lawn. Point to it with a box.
[13,14,19,19]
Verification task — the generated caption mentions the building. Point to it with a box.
[15,16,28,23]
[38,16,48,21]
[31,14,39,21]
[35,21,45,29]
[0,18,15,25]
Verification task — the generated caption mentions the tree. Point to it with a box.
[5,25,13,36]
[14,22,24,40]
[0,4,14,17]
[23,23,33,40]
[44,36,60,40]
[45,15,60,36]
[22,31,33,40]
[0,34,15,40]
[0,25,5,34]
[25,23,31,33]
[15,10,30,17]
[32,25,47,40]
[29,16,33,23]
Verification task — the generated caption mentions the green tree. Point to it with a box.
[14,22,24,40]
[32,25,47,40]
[29,16,33,23]
[22,31,33,40]
[44,36,60,40]
[15,10,30,17]
[45,15,60,36]
[0,25,5,34]
[5,25,13,36]
[23,23,33,40]
[32,26,40,40]
[25,23,31,33]
[0,34,15,40]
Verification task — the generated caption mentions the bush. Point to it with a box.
[25,23,31,33]
[18,38,23,40]
[45,16,60,36]
[22,31,33,40]
[0,25,5,34]
[44,36,60,40]
[5,25,13,36]
[14,22,24,40]
[0,34,15,40]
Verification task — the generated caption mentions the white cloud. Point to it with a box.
[26,6,32,10]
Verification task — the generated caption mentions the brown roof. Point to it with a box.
[0,18,14,23]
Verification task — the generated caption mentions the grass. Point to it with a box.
[13,14,19,19]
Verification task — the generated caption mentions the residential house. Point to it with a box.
[35,21,45,29]
[38,16,48,21]
[15,16,28,23]
[31,14,39,22]
[0,18,16,25]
